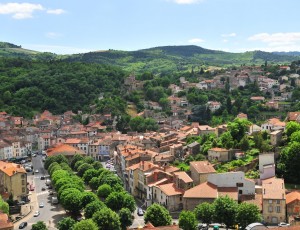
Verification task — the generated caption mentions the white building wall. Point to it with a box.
[207,171,255,195]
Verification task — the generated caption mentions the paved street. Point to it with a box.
[14,155,66,230]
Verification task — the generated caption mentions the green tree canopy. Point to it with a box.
[194,202,214,224]
[144,203,172,227]
[213,196,238,228]
[97,184,113,199]
[72,219,98,230]
[119,208,134,230]
[236,202,262,229]
[31,221,47,230]
[84,200,107,219]
[92,207,121,230]
[57,217,76,230]
[178,210,197,230]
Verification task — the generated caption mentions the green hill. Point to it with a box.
[0,42,300,73]
[65,46,300,74]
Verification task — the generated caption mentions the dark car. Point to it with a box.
[19,222,27,229]
[40,176,45,180]
[137,208,144,216]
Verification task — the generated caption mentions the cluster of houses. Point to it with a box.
[1,64,300,228]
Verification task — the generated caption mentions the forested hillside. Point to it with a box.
[66,46,300,74]
[0,58,126,117]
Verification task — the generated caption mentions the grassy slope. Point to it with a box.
[0,41,299,73]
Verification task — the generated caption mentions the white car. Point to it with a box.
[33,211,40,217]
[278,222,290,227]
[39,202,44,208]
[35,169,39,173]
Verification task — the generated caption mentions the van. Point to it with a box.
[51,197,58,204]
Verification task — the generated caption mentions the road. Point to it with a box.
[14,155,66,230]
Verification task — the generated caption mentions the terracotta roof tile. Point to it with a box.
[262,178,285,200]
[47,144,85,157]
[189,161,216,174]
[218,187,238,200]
[0,161,26,176]
[286,191,300,204]
[156,183,184,196]
[173,171,193,183]
[0,212,13,228]
[183,182,218,198]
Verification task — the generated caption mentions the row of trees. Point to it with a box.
[138,196,262,230]
[45,154,136,230]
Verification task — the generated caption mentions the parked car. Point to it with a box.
[33,211,40,217]
[35,169,39,173]
[17,201,25,205]
[41,187,46,191]
[40,176,45,180]
[137,207,144,216]
[19,222,27,229]
[278,222,290,227]
[198,223,208,230]
[49,190,54,195]
[39,202,44,208]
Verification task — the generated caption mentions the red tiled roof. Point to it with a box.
[0,161,26,176]
[0,212,13,229]
[156,183,184,196]
[218,187,238,200]
[262,178,285,200]
[183,182,218,198]
[286,191,300,204]
[189,161,216,174]
[47,144,85,157]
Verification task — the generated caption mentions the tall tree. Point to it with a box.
[92,207,121,230]
[57,217,76,230]
[72,219,98,230]
[179,210,197,230]
[119,208,134,230]
[144,203,172,227]
[194,202,214,224]
[213,196,238,229]
[236,203,262,229]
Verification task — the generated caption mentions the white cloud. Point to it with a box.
[247,32,300,52]
[167,0,204,4]
[221,33,236,37]
[0,3,44,19]
[248,32,300,44]
[46,32,63,39]
[222,39,228,43]
[188,38,205,44]
[47,9,65,15]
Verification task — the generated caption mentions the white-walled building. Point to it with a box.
[207,171,255,196]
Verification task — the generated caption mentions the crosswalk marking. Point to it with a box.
[36,191,49,196]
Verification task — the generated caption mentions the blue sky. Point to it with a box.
[1,0,300,54]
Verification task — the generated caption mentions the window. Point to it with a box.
[22,180,25,185]
[269,200,272,204]
[268,206,273,212]
[276,206,281,213]
[22,187,25,193]
[236,183,244,187]
[277,200,280,204]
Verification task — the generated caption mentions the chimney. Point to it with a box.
[263,189,266,194]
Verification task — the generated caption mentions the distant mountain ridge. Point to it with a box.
[0,41,300,73]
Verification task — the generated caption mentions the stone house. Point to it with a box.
[207,147,233,162]
[262,178,286,225]
[189,161,216,186]
[152,183,184,211]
